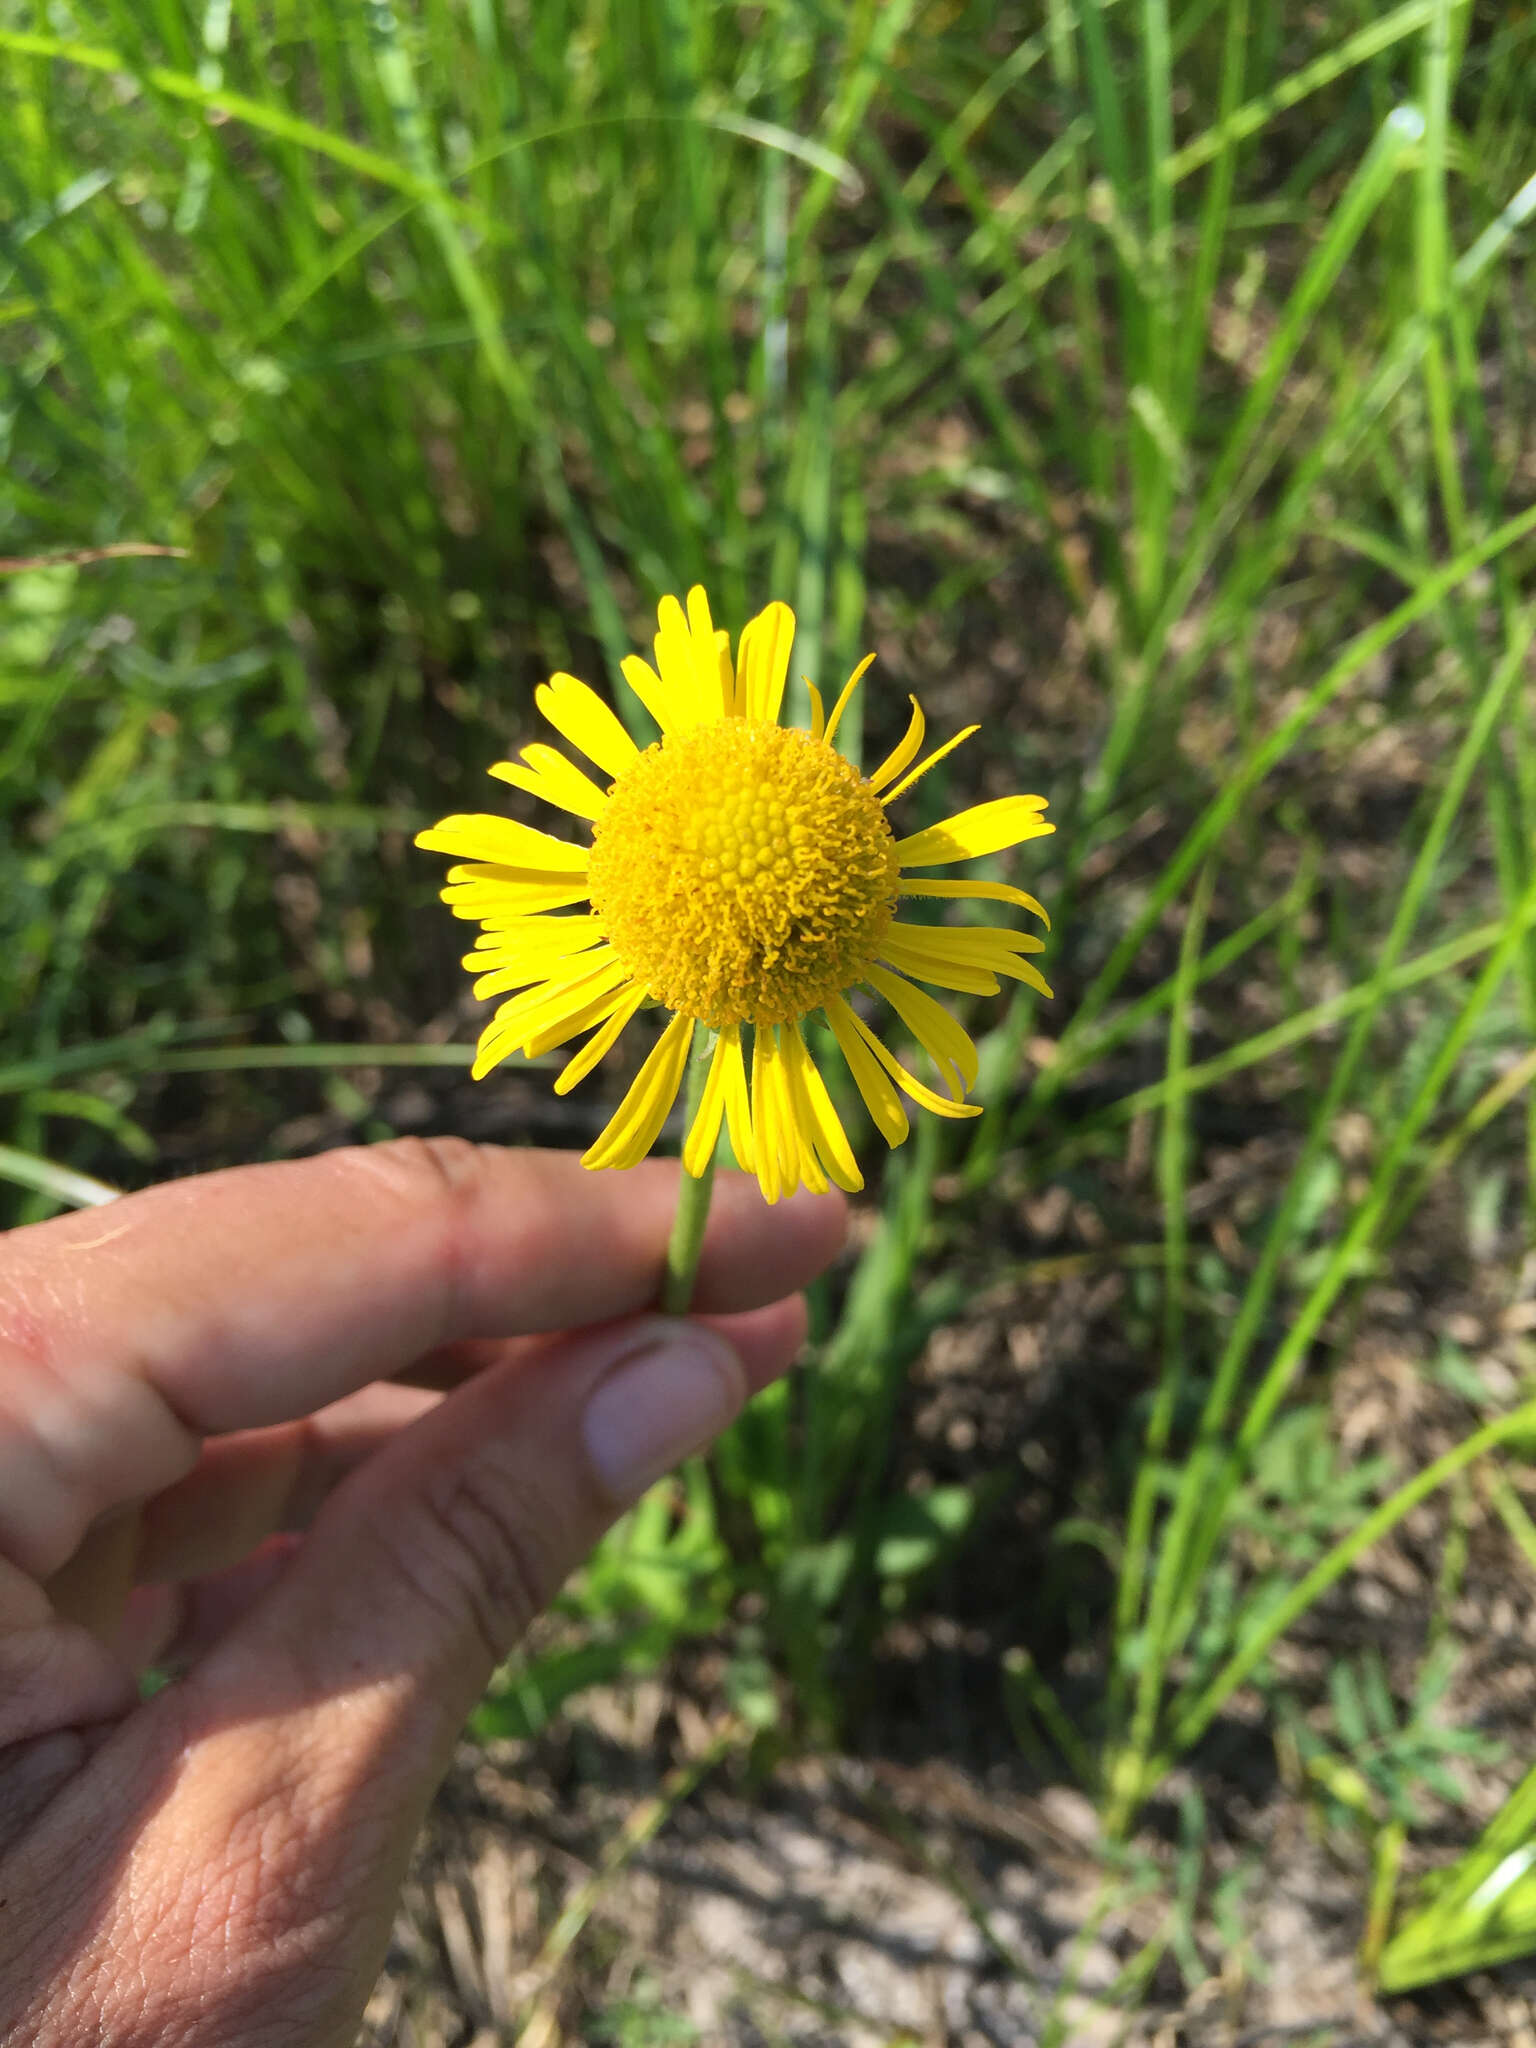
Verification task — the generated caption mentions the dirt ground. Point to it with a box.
[359,1679,1536,2045]
[353,1194,1536,2047]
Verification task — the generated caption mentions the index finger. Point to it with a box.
[0,1140,846,1579]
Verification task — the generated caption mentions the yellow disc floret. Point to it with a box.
[587,719,900,1028]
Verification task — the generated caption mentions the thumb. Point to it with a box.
[7,1312,785,2048]
[216,1308,759,1740]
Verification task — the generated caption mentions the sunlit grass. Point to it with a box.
[4,0,1536,2011]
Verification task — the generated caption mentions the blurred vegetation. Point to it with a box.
[4,0,1536,2018]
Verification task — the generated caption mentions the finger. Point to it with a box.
[113,1538,302,1674]
[0,1602,134,1836]
[399,1293,808,1389]
[9,1314,783,2043]
[209,1310,780,1743]
[138,1287,796,1664]
[42,1508,142,1641]
[129,1384,443,1588]
[128,1294,807,1590]
[0,1140,846,1579]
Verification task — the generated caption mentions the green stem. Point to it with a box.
[661,1025,718,1315]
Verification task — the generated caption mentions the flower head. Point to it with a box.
[416,589,1053,1203]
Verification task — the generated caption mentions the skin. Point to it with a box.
[0,1137,846,2047]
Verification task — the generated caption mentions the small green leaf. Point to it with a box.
[873,1485,979,1579]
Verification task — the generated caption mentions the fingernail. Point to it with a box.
[583,1324,745,1503]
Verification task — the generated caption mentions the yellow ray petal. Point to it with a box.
[880,923,1054,999]
[879,724,979,806]
[749,1027,778,1204]
[478,947,622,1028]
[1010,959,1057,997]
[474,953,630,1064]
[654,594,703,726]
[782,1021,863,1193]
[647,596,734,726]
[749,1027,796,1203]
[757,1027,826,1197]
[885,921,1046,962]
[898,875,1051,929]
[464,910,602,956]
[484,907,601,941]
[867,696,925,794]
[825,994,982,1121]
[824,653,876,747]
[472,965,618,1079]
[735,600,795,724]
[470,947,608,1002]
[681,1028,731,1177]
[823,996,910,1148]
[620,652,681,735]
[686,586,733,722]
[444,862,587,889]
[416,813,589,873]
[806,680,825,743]
[441,867,593,919]
[865,964,979,1099]
[470,1023,525,1082]
[535,671,640,780]
[470,902,599,934]
[469,919,607,998]
[685,586,714,641]
[523,962,640,1057]
[582,1009,694,1171]
[490,743,610,822]
[720,1025,755,1173]
[877,936,997,995]
[553,985,647,1096]
[893,795,1053,867]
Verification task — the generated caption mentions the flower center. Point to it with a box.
[587,719,900,1028]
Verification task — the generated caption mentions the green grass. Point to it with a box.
[5,0,1536,2015]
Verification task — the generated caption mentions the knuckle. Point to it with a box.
[341,1133,486,1213]
[396,1132,486,1195]
[0,1294,56,1380]
[399,1451,565,1665]
[334,1135,491,1312]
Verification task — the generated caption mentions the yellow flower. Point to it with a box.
[416,588,1054,1203]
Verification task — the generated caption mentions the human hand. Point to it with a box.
[0,1138,844,2047]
